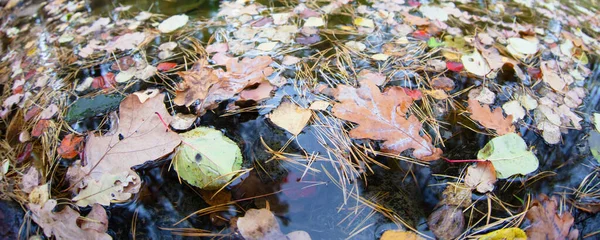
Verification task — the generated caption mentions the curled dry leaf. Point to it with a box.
[464,161,497,193]
[27,200,111,240]
[170,113,197,130]
[440,184,472,208]
[332,81,442,161]
[468,98,515,135]
[526,194,579,240]
[431,77,455,91]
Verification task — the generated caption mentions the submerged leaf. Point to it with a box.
[525,194,579,239]
[477,133,539,179]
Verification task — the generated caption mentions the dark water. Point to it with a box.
[1,0,600,239]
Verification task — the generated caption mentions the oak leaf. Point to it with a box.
[332,81,442,161]
[467,98,515,135]
[27,200,111,240]
[525,194,579,239]
[173,60,221,107]
[57,134,84,159]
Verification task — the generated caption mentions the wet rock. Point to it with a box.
[0,200,27,239]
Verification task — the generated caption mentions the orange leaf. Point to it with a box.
[58,134,84,159]
[526,194,579,239]
[332,81,442,161]
[468,98,515,135]
[31,119,50,137]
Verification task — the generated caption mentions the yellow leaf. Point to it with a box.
[381,230,425,240]
[479,228,527,240]
[354,17,374,28]
[268,101,312,135]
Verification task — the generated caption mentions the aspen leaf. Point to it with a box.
[268,101,311,135]
[479,228,527,240]
[381,230,424,240]
[158,14,189,33]
[477,133,539,179]
[461,50,490,77]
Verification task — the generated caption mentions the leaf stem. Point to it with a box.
[442,157,486,163]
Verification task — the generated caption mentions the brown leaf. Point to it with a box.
[57,134,84,159]
[431,77,455,91]
[173,61,221,107]
[31,119,51,137]
[239,80,275,101]
[27,200,111,240]
[332,81,442,161]
[70,92,180,206]
[468,98,515,135]
[526,194,579,240]
[464,161,497,193]
[427,205,465,240]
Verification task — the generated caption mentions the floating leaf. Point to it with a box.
[332,81,442,161]
[268,101,311,135]
[468,98,515,135]
[27,200,111,239]
[57,134,84,159]
[477,133,539,179]
[525,194,579,239]
[461,50,491,77]
[465,161,497,193]
[173,127,243,190]
[158,14,189,33]
[353,17,374,28]
[381,230,424,240]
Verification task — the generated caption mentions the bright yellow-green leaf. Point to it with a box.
[174,127,243,190]
[354,17,374,28]
[477,133,539,179]
[479,228,527,240]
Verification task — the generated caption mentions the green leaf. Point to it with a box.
[478,227,526,240]
[589,131,600,164]
[173,127,243,190]
[477,133,539,179]
[427,37,444,48]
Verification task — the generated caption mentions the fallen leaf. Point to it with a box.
[32,119,51,137]
[72,170,140,206]
[28,200,111,240]
[237,208,310,240]
[170,113,197,130]
[332,81,442,161]
[158,14,189,33]
[282,55,301,65]
[431,77,455,91]
[239,81,275,101]
[446,61,464,72]
[199,189,232,206]
[468,98,514,135]
[268,101,311,135]
[402,11,430,26]
[115,69,135,83]
[371,53,390,61]
[440,184,472,207]
[477,133,539,179]
[465,161,497,193]
[589,131,600,164]
[354,17,374,28]
[420,5,448,21]
[304,17,324,27]
[157,62,177,71]
[540,61,566,91]
[57,134,84,159]
[594,113,600,132]
[345,41,366,52]
[507,37,538,57]
[357,69,386,86]
[173,127,243,190]
[427,205,465,240]
[103,32,147,53]
[461,50,491,77]
[72,92,181,205]
[525,194,579,239]
[502,100,526,122]
[479,228,527,240]
[174,61,221,107]
[22,167,40,193]
[40,104,58,119]
[381,230,425,240]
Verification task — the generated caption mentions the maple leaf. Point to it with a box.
[525,194,579,239]
[467,98,515,135]
[332,81,442,161]
[28,200,111,240]
[70,92,181,205]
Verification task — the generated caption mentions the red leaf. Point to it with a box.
[91,73,116,89]
[32,119,50,137]
[16,142,33,164]
[25,106,41,121]
[402,88,422,100]
[528,67,542,79]
[157,62,177,71]
[412,30,431,40]
[408,0,421,7]
[58,134,84,159]
[446,61,464,72]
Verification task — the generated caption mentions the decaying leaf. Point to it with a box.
[464,161,497,193]
[268,101,312,136]
[468,98,515,135]
[174,61,221,107]
[525,194,579,239]
[440,184,472,208]
[427,205,465,240]
[28,200,111,240]
[332,81,442,161]
[477,133,539,179]
[70,92,181,205]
